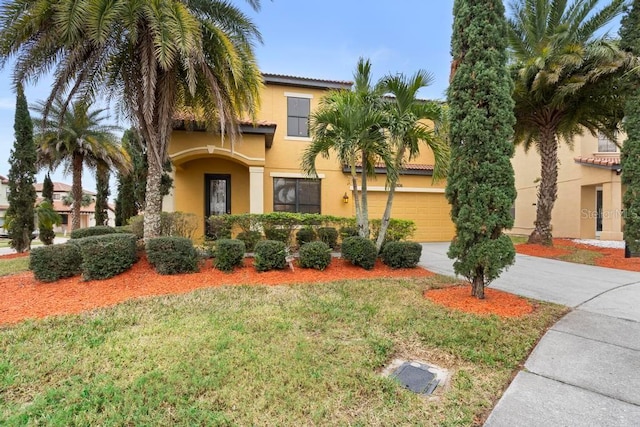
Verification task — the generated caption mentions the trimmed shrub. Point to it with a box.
[206,216,232,241]
[70,225,117,239]
[317,227,339,249]
[299,241,332,271]
[74,233,137,280]
[380,241,423,269]
[215,239,246,272]
[341,236,377,270]
[30,243,82,282]
[254,240,286,272]
[236,230,262,252]
[127,215,144,239]
[146,236,199,275]
[114,225,132,234]
[296,227,316,247]
[264,228,290,245]
[339,226,359,241]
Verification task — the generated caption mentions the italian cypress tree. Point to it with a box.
[95,162,110,226]
[445,0,516,299]
[620,1,640,254]
[38,173,59,245]
[42,173,54,202]
[6,84,37,252]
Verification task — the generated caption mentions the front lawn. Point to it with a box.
[0,275,566,426]
[0,256,29,277]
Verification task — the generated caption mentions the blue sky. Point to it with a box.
[0,0,621,196]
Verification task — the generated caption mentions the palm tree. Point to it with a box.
[0,0,263,240]
[507,0,636,245]
[34,98,130,231]
[302,58,394,239]
[374,71,449,251]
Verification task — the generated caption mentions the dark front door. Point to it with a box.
[596,188,603,236]
[205,174,231,236]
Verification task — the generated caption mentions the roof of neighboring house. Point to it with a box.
[574,156,621,170]
[263,73,353,90]
[46,200,114,214]
[345,163,435,176]
[34,182,96,196]
[0,175,7,184]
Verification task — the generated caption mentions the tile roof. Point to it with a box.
[574,156,621,168]
[34,182,96,195]
[0,175,7,184]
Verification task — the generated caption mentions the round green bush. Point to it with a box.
[236,230,262,253]
[317,227,338,249]
[296,227,316,247]
[380,241,423,269]
[73,233,138,280]
[30,243,82,282]
[215,239,246,272]
[254,240,287,272]
[299,241,332,271]
[341,236,377,270]
[146,236,199,275]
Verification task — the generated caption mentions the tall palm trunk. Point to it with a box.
[376,146,406,252]
[359,151,370,238]
[350,164,361,233]
[529,126,559,246]
[143,156,163,239]
[71,152,84,231]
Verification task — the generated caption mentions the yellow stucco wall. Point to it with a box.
[167,79,454,242]
[511,132,623,240]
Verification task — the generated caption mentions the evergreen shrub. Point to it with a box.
[341,236,377,270]
[146,236,199,275]
[264,228,290,245]
[74,233,137,280]
[317,227,338,249]
[29,243,82,282]
[70,225,117,239]
[299,241,332,271]
[236,230,262,252]
[254,240,287,272]
[380,241,423,269]
[295,227,316,246]
[215,239,245,272]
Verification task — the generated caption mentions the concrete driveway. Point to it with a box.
[419,242,640,427]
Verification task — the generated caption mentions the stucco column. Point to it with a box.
[600,177,623,240]
[249,167,264,214]
[162,167,176,213]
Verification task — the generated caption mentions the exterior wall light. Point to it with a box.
[343,192,349,204]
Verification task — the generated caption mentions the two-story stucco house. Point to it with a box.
[511,131,624,241]
[164,74,455,242]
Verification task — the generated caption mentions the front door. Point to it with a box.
[205,174,231,235]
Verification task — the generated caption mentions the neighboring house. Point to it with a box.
[34,182,116,234]
[0,175,8,229]
[165,73,455,242]
[511,132,623,241]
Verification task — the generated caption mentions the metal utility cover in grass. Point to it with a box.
[390,361,439,395]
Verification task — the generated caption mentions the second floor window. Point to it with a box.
[287,97,310,137]
[598,132,618,153]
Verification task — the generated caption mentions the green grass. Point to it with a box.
[0,257,29,276]
[559,249,604,265]
[0,275,566,426]
[508,234,528,245]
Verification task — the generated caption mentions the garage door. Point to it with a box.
[365,192,455,242]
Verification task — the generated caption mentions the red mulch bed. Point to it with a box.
[515,238,640,272]
[424,286,533,318]
[0,256,436,325]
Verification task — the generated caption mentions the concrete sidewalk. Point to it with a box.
[419,243,640,427]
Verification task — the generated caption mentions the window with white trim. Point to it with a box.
[598,132,618,153]
[287,97,310,137]
[273,178,320,213]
